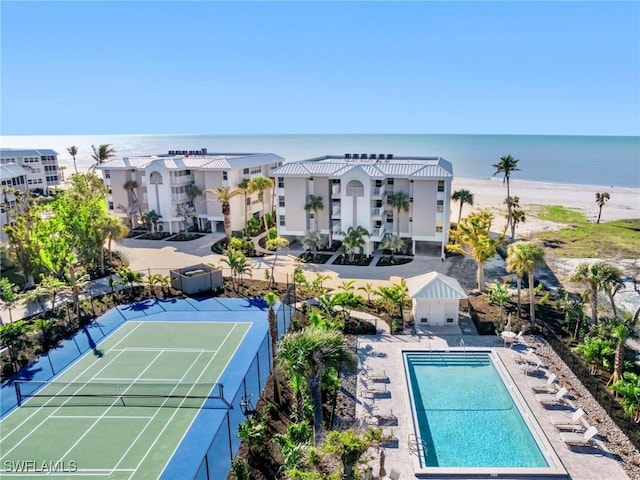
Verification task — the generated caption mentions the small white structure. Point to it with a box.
[406,272,467,327]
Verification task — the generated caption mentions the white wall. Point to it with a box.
[413,299,460,326]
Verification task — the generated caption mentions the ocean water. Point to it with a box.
[1,134,638,188]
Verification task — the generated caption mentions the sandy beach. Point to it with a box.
[451,177,640,237]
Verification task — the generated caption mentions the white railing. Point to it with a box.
[332,207,341,217]
[171,193,188,202]
[371,208,382,217]
[346,186,364,196]
[371,185,386,197]
[170,176,193,185]
[332,224,342,235]
[332,186,341,195]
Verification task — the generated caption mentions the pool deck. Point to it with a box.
[355,327,630,480]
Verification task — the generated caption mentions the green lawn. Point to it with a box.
[531,206,640,258]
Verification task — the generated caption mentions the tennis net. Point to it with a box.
[14,380,228,409]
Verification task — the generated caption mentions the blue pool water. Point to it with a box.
[405,352,548,468]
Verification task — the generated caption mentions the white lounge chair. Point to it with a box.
[373,408,396,423]
[363,384,388,398]
[560,425,598,448]
[365,369,388,382]
[528,373,558,393]
[522,358,544,376]
[549,408,585,430]
[536,386,568,406]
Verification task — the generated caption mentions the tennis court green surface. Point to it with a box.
[0,320,250,479]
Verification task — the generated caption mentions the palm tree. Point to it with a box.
[506,242,527,318]
[510,209,526,240]
[266,236,289,287]
[607,317,635,386]
[340,226,369,262]
[104,217,128,264]
[600,264,624,318]
[0,278,20,323]
[176,204,196,234]
[264,291,279,360]
[506,241,545,330]
[380,233,405,260]
[304,195,324,233]
[451,189,474,224]
[302,230,324,260]
[595,192,610,224]
[90,144,117,171]
[206,186,241,240]
[248,176,274,234]
[278,326,355,444]
[503,196,520,237]
[238,178,250,229]
[142,210,162,234]
[185,184,203,231]
[386,191,410,236]
[67,145,79,174]
[123,180,140,227]
[446,210,503,291]
[492,154,520,199]
[570,261,611,324]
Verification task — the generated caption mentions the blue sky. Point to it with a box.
[1,1,638,136]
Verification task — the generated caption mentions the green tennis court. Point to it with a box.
[0,320,250,479]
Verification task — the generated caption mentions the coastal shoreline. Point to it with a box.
[452,176,640,236]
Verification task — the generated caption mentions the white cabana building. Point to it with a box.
[406,272,468,327]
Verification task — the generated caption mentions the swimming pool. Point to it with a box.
[404,351,567,477]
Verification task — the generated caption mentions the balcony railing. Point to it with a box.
[332,207,341,217]
[171,193,188,202]
[170,176,194,185]
[332,186,341,196]
[332,224,342,235]
[371,185,386,197]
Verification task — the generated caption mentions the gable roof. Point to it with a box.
[406,272,467,300]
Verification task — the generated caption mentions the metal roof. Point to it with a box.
[96,153,283,171]
[0,163,29,180]
[0,149,59,158]
[406,272,467,300]
[270,156,453,179]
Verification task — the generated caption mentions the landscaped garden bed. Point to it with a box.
[136,232,173,240]
[375,255,413,267]
[297,252,333,264]
[332,255,374,266]
[166,233,207,241]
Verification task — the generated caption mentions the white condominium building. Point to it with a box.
[270,153,453,258]
[0,148,61,192]
[97,149,283,234]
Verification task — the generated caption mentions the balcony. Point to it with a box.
[371,185,386,197]
[370,224,387,239]
[331,185,341,196]
[331,207,341,218]
[170,176,194,186]
[332,223,342,235]
[171,193,188,202]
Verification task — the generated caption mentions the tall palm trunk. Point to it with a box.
[515,276,522,318]
[222,202,232,239]
[528,271,536,330]
[476,260,485,292]
[590,285,599,323]
[309,371,324,445]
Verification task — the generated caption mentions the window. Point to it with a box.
[278,177,284,188]
[279,215,285,226]
[108,201,114,210]
[387,178,394,185]
[223,171,228,181]
[279,196,285,207]
[246,197,251,206]
[104,170,111,179]
[243,168,250,175]
[437,200,444,213]
[436,226,443,232]
[250,166,262,175]
[447,318,454,323]
[437,180,445,192]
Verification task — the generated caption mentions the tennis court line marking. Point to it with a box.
[50,415,155,420]
[110,347,218,353]
[0,322,146,458]
[93,377,184,383]
[53,350,168,466]
[109,350,210,478]
[158,321,252,479]
[1,469,135,477]
[141,322,242,480]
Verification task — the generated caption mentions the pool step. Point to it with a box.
[406,353,492,366]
